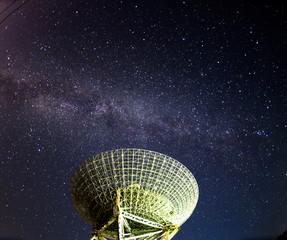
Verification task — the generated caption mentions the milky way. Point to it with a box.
[0,1,286,240]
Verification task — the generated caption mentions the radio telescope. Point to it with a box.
[70,148,199,240]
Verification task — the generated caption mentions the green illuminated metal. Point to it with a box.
[70,149,199,240]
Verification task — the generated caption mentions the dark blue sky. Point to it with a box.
[0,0,286,240]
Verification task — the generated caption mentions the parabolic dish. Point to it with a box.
[70,148,199,236]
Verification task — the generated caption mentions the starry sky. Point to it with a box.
[0,0,286,240]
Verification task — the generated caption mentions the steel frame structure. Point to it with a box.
[89,190,179,240]
[70,149,198,240]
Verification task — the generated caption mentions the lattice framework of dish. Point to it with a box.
[70,148,199,239]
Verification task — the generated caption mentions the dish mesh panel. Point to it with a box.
[70,149,198,229]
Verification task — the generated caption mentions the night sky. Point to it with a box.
[0,0,286,240]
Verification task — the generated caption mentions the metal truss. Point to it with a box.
[89,191,179,240]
